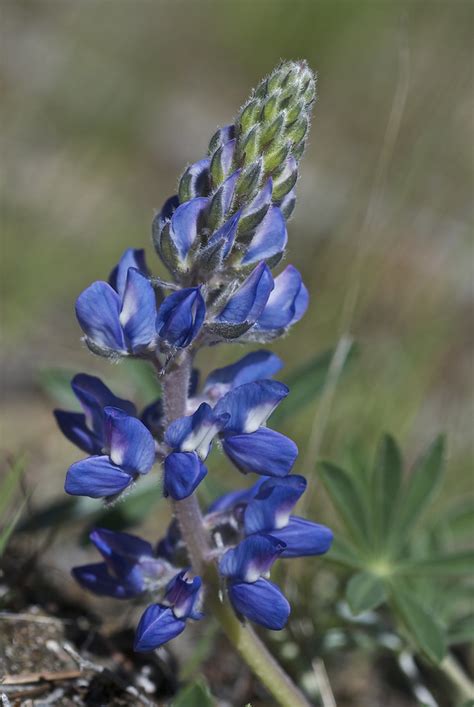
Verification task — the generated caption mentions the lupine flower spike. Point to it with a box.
[57,61,332,681]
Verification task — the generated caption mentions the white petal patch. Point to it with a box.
[243,402,278,433]
[180,422,220,460]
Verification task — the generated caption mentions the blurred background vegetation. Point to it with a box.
[1,1,472,705]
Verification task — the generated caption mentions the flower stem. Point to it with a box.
[160,351,310,707]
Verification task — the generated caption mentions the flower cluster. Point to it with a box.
[56,60,332,653]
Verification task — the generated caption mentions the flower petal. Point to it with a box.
[241,206,287,265]
[104,407,156,475]
[134,605,186,652]
[72,562,140,599]
[228,578,290,630]
[71,373,136,440]
[203,351,283,399]
[244,475,307,534]
[120,268,157,352]
[109,248,148,299]
[165,402,228,460]
[207,478,265,513]
[54,410,101,455]
[156,287,206,348]
[219,534,285,582]
[269,517,334,557]
[65,456,133,498]
[223,428,297,477]
[255,265,309,331]
[215,380,288,434]
[215,262,273,326]
[75,281,125,352]
[169,197,209,261]
[165,570,202,620]
[163,451,207,500]
[207,210,241,259]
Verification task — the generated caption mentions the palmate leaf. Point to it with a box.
[396,550,474,577]
[391,584,446,664]
[271,344,357,425]
[372,434,402,548]
[346,571,386,615]
[318,461,370,548]
[389,436,445,552]
[447,614,474,646]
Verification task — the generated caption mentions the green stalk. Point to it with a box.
[160,352,310,707]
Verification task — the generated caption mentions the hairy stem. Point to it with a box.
[160,351,310,707]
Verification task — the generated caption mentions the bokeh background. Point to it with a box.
[1,1,473,704]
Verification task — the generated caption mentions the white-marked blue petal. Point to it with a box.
[165,403,229,460]
[214,380,288,434]
[219,534,285,583]
[109,248,148,299]
[119,268,157,352]
[104,407,156,475]
[244,475,307,534]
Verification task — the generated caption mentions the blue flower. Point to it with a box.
[203,350,283,402]
[214,380,298,477]
[155,197,209,272]
[72,528,173,599]
[240,206,287,266]
[54,373,136,455]
[219,535,290,630]
[162,403,228,499]
[254,265,309,332]
[134,570,202,652]
[165,402,229,460]
[213,262,274,335]
[65,407,156,498]
[163,452,207,501]
[156,287,206,348]
[76,249,156,356]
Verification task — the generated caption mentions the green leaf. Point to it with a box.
[447,614,474,646]
[0,499,27,556]
[326,537,366,569]
[391,436,445,549]
[172,677,214,707]
[37,368,79,408]
[0,456,25,520]
[346,572,386,615]
[372,434,402,543]
[396,551,474,577]
[318,461,370,547]
[271,345,356,424]
[392,586,446,663]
